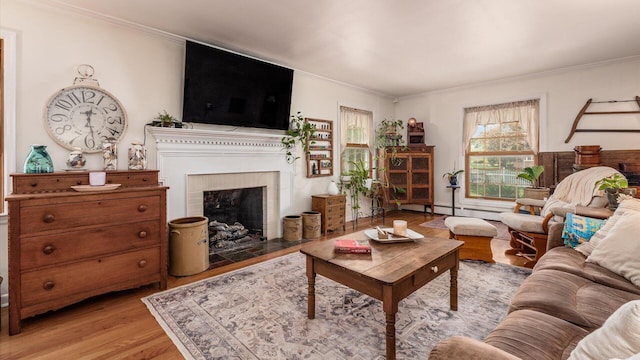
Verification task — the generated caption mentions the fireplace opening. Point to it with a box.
[203,186,267,253]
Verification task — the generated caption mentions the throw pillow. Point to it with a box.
[568,300,640,360]
[586,212,640,287]
[561,213,605,248]
[575,198,640,256]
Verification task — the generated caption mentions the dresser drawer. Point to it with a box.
[20,220,161,269]
[326,196,346,206]
[326,218,345,230]
[21,247,161,308]
[20,195,161,234]
[413,251,458,286]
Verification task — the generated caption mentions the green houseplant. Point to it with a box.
[340,159,372,222]
[517,165,549,200]
[154,110,178,127]
[443,169,464,186]
[373,119,406,207]
[281,112,316,164]
[595,173,635,210]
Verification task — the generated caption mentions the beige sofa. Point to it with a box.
[429,198,640,360]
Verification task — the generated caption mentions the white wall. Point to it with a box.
[396,58,640,219]
[0,0,394,305]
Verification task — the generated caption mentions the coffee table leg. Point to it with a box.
[450,265,458,311]
[383,286,398,360]
[306,256,316,319]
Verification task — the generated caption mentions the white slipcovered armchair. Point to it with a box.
[500,166,620,267]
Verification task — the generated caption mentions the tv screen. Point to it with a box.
[182,41,293,131]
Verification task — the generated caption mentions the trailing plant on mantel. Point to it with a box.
[281,112,316,164]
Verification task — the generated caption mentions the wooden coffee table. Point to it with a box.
[300,230,463,360]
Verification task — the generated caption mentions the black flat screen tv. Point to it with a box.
[182,40,293,131]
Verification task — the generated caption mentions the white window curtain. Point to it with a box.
[463,99,540,154]
[340,106,372,150]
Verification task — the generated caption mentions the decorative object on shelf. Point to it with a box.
[281,112,316,164]
[102,137,117,170]
[595,173,635,210]
[443,167,464,186]
[327,180,340,195]
[407,117,425,147]
[44,64,127,153]
[128,141,147,170]
[23,144,54,174]
[517,165,549,200]
[564,96,640,143]
[66,148,86,170]
[154,110,178,127]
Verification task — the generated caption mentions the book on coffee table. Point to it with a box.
[334,239,372,254]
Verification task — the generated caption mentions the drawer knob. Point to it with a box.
[431,266,439,273]
[138,231,148,238]
[42,245,56,255]
[138,259,148,268]
[137,205,148,212]
[43,281,55,291]
[43,214,55,223]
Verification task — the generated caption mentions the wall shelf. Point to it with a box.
[564,96,640,143]
[305,118,334,178]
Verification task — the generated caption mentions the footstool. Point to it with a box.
[444,217,497,263]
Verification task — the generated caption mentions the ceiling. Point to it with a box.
[46,0,640,97]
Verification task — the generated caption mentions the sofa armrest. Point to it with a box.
[574,206,613,219]
[546,222,565,251]
[514,198,547,215]
[429,336,521,360]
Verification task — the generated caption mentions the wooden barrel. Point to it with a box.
[574,145,601,165]
[302,211,321,239]
[283,215,302,241]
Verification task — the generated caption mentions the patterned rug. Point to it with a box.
[420,216,511,241]
[142,251,530,359]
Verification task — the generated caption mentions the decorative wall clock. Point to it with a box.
[44,65,128,153]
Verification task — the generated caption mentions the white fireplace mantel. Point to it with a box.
[148,127,294,234]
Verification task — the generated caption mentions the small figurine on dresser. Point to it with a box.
[128,141,147,170]
[102,137,117,170]
[66,148,86,170]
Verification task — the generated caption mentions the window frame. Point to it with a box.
[339,106,373,177]
[463,98,541,201]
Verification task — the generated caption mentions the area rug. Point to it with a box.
[142,252,530,359]
[420,216,511,241]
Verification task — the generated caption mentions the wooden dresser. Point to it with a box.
[6,170,168,335]
[311,194,346,235]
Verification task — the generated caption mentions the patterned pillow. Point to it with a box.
[562,213,605,248]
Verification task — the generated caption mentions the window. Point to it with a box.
[340,106,372,174]
[464,99,540,200]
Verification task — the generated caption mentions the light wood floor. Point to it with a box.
[0,210,526,359]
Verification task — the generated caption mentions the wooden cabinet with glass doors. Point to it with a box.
[384,145,435,214]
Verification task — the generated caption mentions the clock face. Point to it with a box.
[44,85,128,152]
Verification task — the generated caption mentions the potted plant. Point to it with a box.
[443,168,464,186]
[154,110,178,127]
[340,159,372,223]
[373,119,407,207]
[595,173,635,210]
[517,165,549,200]
[281,112,316,164]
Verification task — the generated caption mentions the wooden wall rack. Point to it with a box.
[564,96,640,143]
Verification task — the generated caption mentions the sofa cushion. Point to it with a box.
[533,247,640,295]
[587,212,640,287]
[509,269,640,329]
[568,300,640,360]
[561,213,605,248]
[576,198,640,256]
[485,309,589,360]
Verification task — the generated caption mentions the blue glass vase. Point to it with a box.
[24,144,54,173]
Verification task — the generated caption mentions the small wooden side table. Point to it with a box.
[311,194,346,235]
